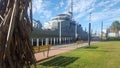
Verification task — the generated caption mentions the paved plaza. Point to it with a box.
[34,42,97,62]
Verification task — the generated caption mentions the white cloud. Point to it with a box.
[102,0,120,12]
[32,0,52,19]
[67,0,120,24]
[32,0,120,26]
[65,0,96,21]
[33,0,43,14]
[43,10,52,18]
[55,6,59,11]
[61,0,95,21]
[96,1,110,8]
[91,13,105,22]
[87,8,120,23]
[112,17,120,22]
[73,0,96,13]
[60,1,64,7]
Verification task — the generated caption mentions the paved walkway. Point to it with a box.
[34,42,97,62]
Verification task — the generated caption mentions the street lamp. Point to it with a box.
[88,12,92,46]
[58,19,61,44]
[101,21,103,40]
[60,21,61,44]
[75,23,78,41]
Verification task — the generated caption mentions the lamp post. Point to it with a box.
[59,20,61,44]
[75,23,78,41]
[101,21,103,40]
[88,12,92,46]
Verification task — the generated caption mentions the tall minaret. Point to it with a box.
[71,0,73,19]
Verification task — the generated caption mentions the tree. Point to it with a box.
[109,20,120,33]
[0,0,36,68]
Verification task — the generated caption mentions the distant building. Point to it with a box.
[108,33,117,37]
[102,29,108,37]
[44,13,73,30]
[107,29,120,37]
[31,12,88,40]
[44,13,75,36]
[44,22,52,29]
[43,12,88,40]
[118,31,120,37]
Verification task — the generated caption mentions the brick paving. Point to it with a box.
[34,42,97,62]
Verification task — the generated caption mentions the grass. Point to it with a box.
[33,41,120,68]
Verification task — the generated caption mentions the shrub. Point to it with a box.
[107,37,120,41]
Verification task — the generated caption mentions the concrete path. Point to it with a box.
[34,42,98,62]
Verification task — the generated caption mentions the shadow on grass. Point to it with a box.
[86,49,112,52]
[82,46,112,52]
[39,56,78,67]
[83,46,98,49]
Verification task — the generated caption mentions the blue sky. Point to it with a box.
[32,0,120,33]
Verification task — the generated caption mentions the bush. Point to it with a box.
[107,37,120,41]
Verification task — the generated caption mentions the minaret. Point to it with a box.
[71,0,73,20]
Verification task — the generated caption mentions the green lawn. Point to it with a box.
[34,41,120,68]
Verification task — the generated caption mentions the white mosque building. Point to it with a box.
[42,12,88,40]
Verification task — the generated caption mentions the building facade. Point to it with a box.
[43,13,88,40]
